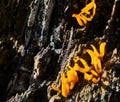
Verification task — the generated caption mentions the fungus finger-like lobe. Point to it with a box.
[74,63,90,73]
[61,73,70,97]
[72,0,96,26]
[90,69,99,77]
[72,14,85,26]
[91,44,100,57]
[84,73,93,81]
[67,68,79,83]
[92,77,100,83]
[99,42,106,58]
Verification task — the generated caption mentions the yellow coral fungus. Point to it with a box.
[73,56,101,83]
[87,42,106,59]
[92,77,100,84]
[85,56,102,83]
[52,67,79,97]
[70,42,106,83]
[84,72,93,81]
[52,42,107,97]
[61,73,70,97]
[86,50,102,74]
[85,42,106,83]
[67,66,79,89]
[73,57,91,73]
[61,67,79,97]
[72,0,96,26]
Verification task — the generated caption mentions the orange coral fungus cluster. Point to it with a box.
[72,0,96,26]
[52,42,106,97]
[73,42,106,83]
[61,67,79,97]
[52,67,79,97]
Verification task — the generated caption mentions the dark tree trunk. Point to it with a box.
[0,0,120,102]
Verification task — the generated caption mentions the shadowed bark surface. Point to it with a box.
[0,0,120,102]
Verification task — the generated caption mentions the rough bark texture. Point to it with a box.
[0,0,120,102]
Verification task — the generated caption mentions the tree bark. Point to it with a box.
[0,0,120,102]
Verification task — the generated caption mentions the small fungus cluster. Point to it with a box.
[72,42,106,84]
[52,66,79,97]
[52,42,106,97]
[72,0,96,26]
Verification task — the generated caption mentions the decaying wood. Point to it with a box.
[0,0,120,102]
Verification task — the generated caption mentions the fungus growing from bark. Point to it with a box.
[72,0,96,26]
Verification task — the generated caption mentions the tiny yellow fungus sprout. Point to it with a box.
[72,0,96,26]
